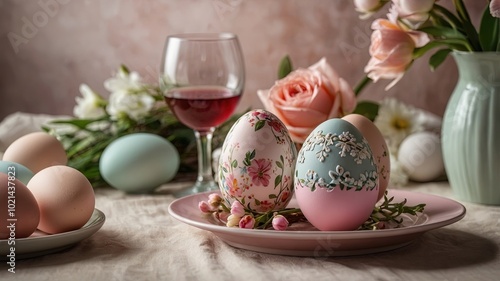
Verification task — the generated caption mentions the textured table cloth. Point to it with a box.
[1,113,500,281]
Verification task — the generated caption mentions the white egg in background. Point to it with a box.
[218,109,297,213]
[397,131,445,182]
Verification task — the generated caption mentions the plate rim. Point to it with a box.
[0,208,105,259]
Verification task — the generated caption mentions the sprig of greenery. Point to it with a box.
[207,190,425,231]
[359,191,426,230]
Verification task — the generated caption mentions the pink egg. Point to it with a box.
[342,114,390,200]
[27,165,95,234]
[3,132,67,173]
[0,173,40,238]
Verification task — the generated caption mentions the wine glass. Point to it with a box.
[160,33,245,197]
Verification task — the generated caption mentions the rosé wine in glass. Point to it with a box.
[160,33,245,197]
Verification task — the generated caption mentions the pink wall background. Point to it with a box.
[0,0,485,120]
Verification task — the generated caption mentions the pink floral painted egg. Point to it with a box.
[218,109,297,213]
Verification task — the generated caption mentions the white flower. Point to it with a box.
[104,66,144,93]
[374,98,424,152]
[106,91,155,121]
[73,84,106,119]
[389,152,409,186]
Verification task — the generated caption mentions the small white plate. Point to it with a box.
[168,190,466,257]
[0,208,105,260]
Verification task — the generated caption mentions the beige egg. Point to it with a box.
[0,173,40,238]
[342,114,390,201]
[3,132,67,173]
[27,165,95,234]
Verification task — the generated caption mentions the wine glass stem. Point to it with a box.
[194,129,217,191]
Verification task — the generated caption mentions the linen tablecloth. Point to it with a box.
[1,113,499,281]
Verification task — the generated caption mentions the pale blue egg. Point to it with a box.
[0,160,35,185]
[99,133,180,193]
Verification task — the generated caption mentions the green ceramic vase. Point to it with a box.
[442,51,500,205]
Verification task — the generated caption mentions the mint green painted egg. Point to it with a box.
[99,133,180,193]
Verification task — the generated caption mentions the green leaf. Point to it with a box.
[429,49,452,71]
[50,118,105,130]
[479,4,500,52]
[274,175,282,187]
[268,194,277,199]
[255,120,266,131]
[277,55,293,79]
[231,159,238,168]
[352,101,380,121]
[453,0,482,51]
[276,160,283,169]
[418,26,467,40]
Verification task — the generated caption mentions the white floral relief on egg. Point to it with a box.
[296,129,377,192]
[298,130,372,164]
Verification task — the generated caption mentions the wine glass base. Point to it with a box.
[173,180,219,198]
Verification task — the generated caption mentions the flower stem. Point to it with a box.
[354,75,372,97]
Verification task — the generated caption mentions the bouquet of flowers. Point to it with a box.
[45,65,236,187]
[355,0,500,90]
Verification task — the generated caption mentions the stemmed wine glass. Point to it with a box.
[160,33,245,197]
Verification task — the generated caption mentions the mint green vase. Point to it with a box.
[442,51,500,205]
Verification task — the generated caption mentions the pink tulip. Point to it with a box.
[272,214,289,231]
[238,215,256,229]
[354,0,382,13]
[365,19,430,89]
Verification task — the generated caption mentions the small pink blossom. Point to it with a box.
[208,193,222,207]
[198,201,213,213]
[230,201,246,217]
[272,214,289,231]
[238,215,256,229]
[247,158,272,186]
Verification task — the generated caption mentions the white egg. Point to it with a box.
[218,109,297,213]
[397,132,444,182]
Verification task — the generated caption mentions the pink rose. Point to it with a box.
[365,19,430,90]
[491,0,500,18]
[257,58,356,143]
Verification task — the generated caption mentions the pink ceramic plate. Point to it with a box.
[168,190,465,257]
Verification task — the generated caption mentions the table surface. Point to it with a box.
[1,113,500,281]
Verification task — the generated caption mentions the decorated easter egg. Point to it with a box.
[294,118,379,231]
[342,114,390,200]
[99,133,180,193]
[218,109,297,213]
